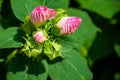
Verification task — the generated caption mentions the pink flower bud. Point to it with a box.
[57,17,82,34]
[30,6,57,27]
[33,31,47,43]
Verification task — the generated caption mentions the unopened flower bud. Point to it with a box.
[57,17,82,34]
[30,6,57,27]
[33,31,47,43]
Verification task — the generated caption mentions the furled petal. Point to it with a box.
[30,6,57,27]
[33,31,47,43]
[57,17,82,34]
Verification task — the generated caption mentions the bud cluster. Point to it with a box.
[21,6,82,60]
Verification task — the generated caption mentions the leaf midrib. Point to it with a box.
[65,59,86,80]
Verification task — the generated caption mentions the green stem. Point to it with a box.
[5,49,17,65]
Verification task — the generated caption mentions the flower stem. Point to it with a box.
[5,49,17,65]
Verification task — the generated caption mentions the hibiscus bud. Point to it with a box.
[30,6,57,27]
[57,17,82,34]
[33,31,47,43]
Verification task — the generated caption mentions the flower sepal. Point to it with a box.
[21,16,37,34]
[44,41,62,60]
[21,38,43,58]
[53,9,67,23]
[52,24,61,36]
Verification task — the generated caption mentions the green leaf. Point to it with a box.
[48,49,93,80]
[115,44,120,57]
[10,0,69,21]
[0,27,24,49]
[7,55,28,80]
[114,73,120,80]
[27,59,48,80]
[0,25,4,32]
[77,0,120,19]
[0,0,3,21]
[67,8,99,49]
[44,0,69,9]
[10,0,39,21]
[7,55,48,80]
[61,35,80,52]
[88,33,114,61]
[0,0,2,11]
[0,59,3,63]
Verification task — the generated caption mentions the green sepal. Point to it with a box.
[51,42,62,51]
[44,21,54,32]
[57,9,67,15]
[44,42,62,60]
[53,9,67,23]
[22,38,42,58]
[21,16,37,34]
[30,48,42,58]
[53,24,61,36]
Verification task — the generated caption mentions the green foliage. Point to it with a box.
[0,27,24,49]
[0,25,4,31]
[10,0,40,21]
[77,0,120,19]
[61,35,80,52]
[115,44,120,57]
[0,0,2,11]
[41,0,69,9]
[88,33,114,61]
[10,0,69,21]
[26,60,48,80]
[0,0,2,21]
[7,55,48,80]
[48,49,93,80]
[114,73,120,80]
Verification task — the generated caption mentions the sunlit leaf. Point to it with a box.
[48,49,93,80]
[76,0,120,19]
[0,27,24,49]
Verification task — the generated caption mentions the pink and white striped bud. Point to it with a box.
[30,6,57,27]
[33,31,47,43]
[57,17,82,34]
